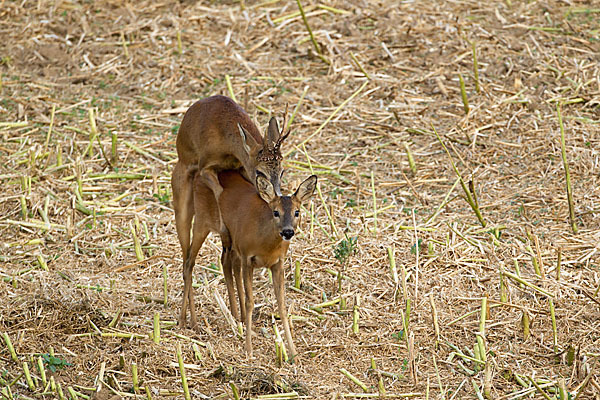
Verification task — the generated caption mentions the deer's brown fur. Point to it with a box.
[172,96,292,331]
[184,170,316,358]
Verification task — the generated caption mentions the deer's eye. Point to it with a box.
[294,210,300,217]
[273,210,280,218]
[256,170,266,178]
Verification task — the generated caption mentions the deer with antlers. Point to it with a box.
[172,95,292,330]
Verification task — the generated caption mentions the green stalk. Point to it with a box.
[558,379,568,400]
[108,309,120,328]
[2,332,18,361]
[472,379,484,400]
[273,323,288,363]
[403,142,417,174]
[176,344,191,400]
[230,382,240,400]
[131,224,144,261]
[44,104,56,151]
[88,108,97,158]
[23,362,35,390]
[471,41,480,93]
[296,0,330,65]
[67,386,78,399]
[522,310,530,340]
[499,267,508,303]
[526,244,541,276]
[132,362,139,394]
[459,74,469,114]
[350,52,370,80]
[477,296,487,364]
[192,343,202,361]
[432,125,486,227]
[514,259,524,289]
[549,299,557,353]
[557,103,578,234]
[57,382,65,400]
[176,30,183,55]
[225,74,237,102]
[95,361,105,393]
[528,376,554,400]
[503,270,554,297]
[75,162,83,200]
[120,32,129,58]
[288,86,309,129]
[387,245,398,285]
[153,312,160,344]
[145,385,153,400]
[37,356,48,387]
[310,297,340,312]
[111,132,118,164]
[340,368,368,393]
[56,144,62,166]
[432,355,445,400]
[20,195,27,220]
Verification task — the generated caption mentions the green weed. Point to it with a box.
[42,353,72,372]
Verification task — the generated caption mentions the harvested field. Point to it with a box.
[1,0,599,398]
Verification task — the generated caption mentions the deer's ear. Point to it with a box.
[256,175,277,204]
[265,117,280,148]
[238,123,256,155]
[294,175,317,203]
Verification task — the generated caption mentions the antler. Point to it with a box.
[274,103,291,152]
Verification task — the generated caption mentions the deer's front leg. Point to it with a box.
[231,251,246,321]
[271,260,297,360]
[242,258,255,357]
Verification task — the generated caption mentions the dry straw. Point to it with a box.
[1,0,598,398]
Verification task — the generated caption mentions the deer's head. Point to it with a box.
[256,174,317,241]
[238,110,291,196]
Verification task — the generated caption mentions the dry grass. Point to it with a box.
[1,0,599,398]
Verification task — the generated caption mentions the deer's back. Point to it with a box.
[176,95,262,166]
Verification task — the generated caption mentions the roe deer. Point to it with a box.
[186,170,317,358]
[172,95,291,328]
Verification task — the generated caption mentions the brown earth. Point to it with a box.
[1,0,599,398]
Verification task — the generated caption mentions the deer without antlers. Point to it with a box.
[172,95,292,329]
[185,170,317,358]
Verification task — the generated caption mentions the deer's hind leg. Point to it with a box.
[173,162,197,328]
[199,168,229,233]
[181,218,209,331]
[172,162,195,260]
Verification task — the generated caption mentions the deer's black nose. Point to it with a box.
[281,229,294,240]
